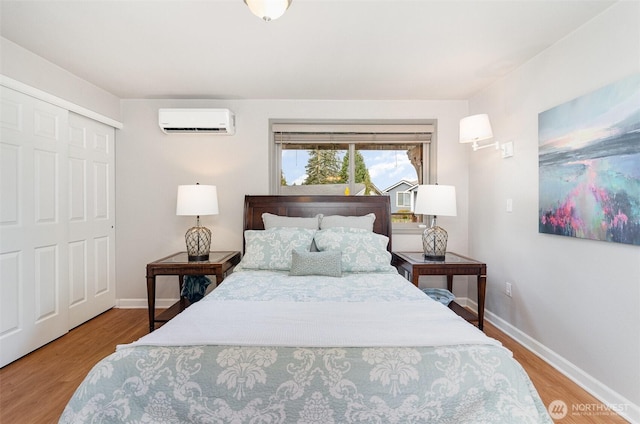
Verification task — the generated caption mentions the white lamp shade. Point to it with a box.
[244,0,292,21]
[459,114,493,144]
[176,185,219,216]
[414,185,457,217]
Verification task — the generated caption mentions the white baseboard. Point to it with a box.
[456,297,638,424]
[116,298,179,309]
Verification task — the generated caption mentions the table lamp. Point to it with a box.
[176,184,219,261]
[414,185,457,261]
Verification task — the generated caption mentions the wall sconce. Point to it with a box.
[459,114,498,151]
[459,114,514,157]
[244,0,292,22]
[176,184,219,261]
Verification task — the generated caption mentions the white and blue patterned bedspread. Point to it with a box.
[211,270,424,302]
[60,271,553,423]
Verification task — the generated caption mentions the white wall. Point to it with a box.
[0,37,121,121]
[115,99,470,302]
[467,2,639,420]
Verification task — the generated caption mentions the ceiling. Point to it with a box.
[0,0,616,100]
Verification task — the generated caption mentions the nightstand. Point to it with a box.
[146,251,241,332]
[392,251,487,331]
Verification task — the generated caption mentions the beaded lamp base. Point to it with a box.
[422,225,448,261]
[185,226,211,261]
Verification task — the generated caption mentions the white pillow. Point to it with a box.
[320,213,376,231]
[238,228,316,271]
[262,213,321,229]
[314,228,394,273]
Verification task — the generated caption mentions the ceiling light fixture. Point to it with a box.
[244,0,292,22]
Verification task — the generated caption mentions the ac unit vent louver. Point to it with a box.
[159,108,235,135]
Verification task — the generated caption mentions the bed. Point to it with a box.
[60,195,552,423]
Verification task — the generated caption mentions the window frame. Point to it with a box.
[269,119,438,233]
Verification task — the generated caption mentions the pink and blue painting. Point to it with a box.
[539,73,640,246]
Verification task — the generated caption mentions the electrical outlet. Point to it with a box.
[505,282,513,297]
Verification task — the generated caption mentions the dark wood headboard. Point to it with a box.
[243,195,392,251]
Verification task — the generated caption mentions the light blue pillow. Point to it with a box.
[314,228,394,273]
[289,250,342,277]
[239,228,316,271]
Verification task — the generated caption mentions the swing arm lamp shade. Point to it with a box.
[459,114,493,144]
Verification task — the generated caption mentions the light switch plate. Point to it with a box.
[501,141,514,158]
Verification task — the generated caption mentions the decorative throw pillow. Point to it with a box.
[320,213,376,231]
[262,213,321,229]
[239,228,316,271]
[314,228,394,273]
[289,250,342,277]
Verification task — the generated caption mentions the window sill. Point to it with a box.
[391,223,426,235]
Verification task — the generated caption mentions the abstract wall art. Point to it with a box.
[538,73,640,246]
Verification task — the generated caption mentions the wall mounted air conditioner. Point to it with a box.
[158,108,235,135]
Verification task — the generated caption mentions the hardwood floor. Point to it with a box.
[483,323,629,424]
[0,308,629,423]
[0,308,148,424]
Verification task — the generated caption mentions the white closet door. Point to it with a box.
[67,113,116,328]
[0,87,70,367]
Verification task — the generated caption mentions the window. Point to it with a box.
[397,192,411,208]
[271,121,436,228]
